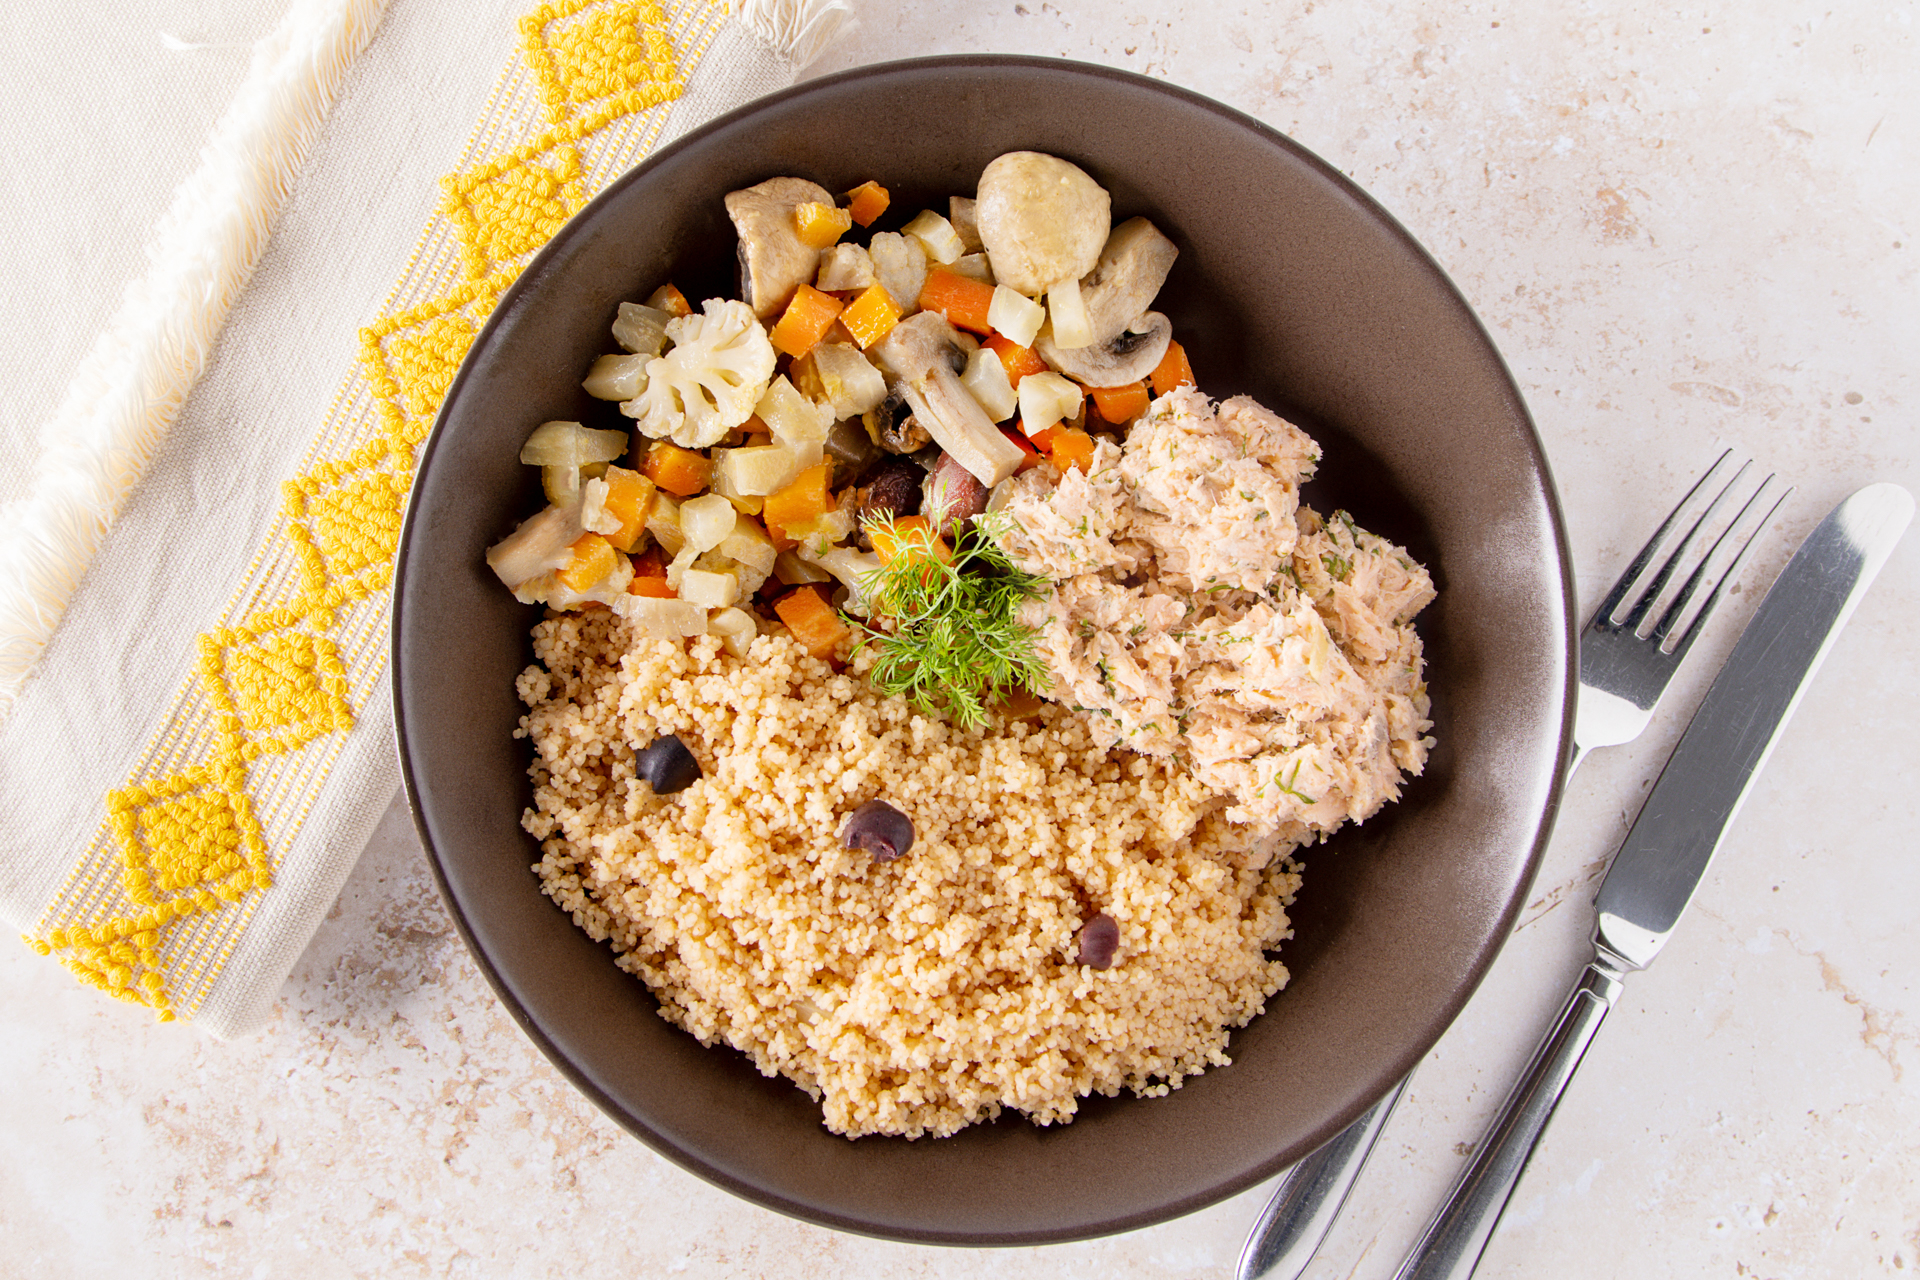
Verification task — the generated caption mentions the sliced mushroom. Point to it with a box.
[873,313,1027,487]
[725,176,833,320]
[973,152,1110,296]
[1034,218,1179,387]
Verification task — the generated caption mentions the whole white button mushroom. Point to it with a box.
[973,152,1111,298]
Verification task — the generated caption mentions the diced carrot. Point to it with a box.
[1001,425,1038,455]
[632,544,670,579]
[984,334,1048,385]
[843,180,890,228]
[598,465,656,553]
[646,283,692,318]
[869,514,953,567]
[627,575,676,598]
[1088,380,1151,425]
[761,461,833,537]
[558,532,619,591]
[769,283,846,359]
[640,440,712,497]
[1149,339,1195,396]
[772,585,849,658]
[1026,423,1061,452]
[1048,427,1096,474]
[838,284,902,349]
[917,268,996,335]
[794,201,854,249]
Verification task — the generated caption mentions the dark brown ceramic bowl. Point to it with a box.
[393,55,1574,1244]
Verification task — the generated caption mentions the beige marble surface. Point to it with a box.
[4,0,1917,1276]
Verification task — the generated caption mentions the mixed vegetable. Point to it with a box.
[486,152,1196,725]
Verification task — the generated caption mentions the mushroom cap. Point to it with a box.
[725,176,833,319]
[974,152,1111,296]
[1036,311,1172,388]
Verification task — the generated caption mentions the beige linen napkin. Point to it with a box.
[0,0,846,1037]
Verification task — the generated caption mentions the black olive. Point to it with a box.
[1075,913,1120,969]
[842,799,914,862]
[636,734,701,795]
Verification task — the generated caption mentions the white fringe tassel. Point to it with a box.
[0,0,389,715]
[736,0,853,71]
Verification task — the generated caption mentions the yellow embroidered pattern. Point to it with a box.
[27,0,732,1020]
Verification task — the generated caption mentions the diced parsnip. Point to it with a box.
[486,502,585,589]
[948,196,982,253]
[1046,277,1094,349]
[640,440,712,497]
[987,286,1045,348]
[713,442,804,498]
[583,352,651,400]
[645,491,685,556]
[542,464,581,506]
[520,420,628,468]
[868,233,927,320]
[901,210,965,264]
[773,549,834,585]
[717,515,778,575]
[679,493,739,553]
[815,243,876,293]
[838,284,903,350]
[611,302,672,356]
[708,606,759,658]
[613,593,707,638]
[1150,339,1196,395]
[754,375,833,449]
[677,567,741,609]
[948,253,993,283]
[1018,371,1085,437]
[984,333,1049,384]
[597,465,656,552]
[794,201,854,249]
[645,284,692,318]
[808,342,887,418]
[579,476,623,536]
[772,586,850,657]
[843,180,890,227]
[961,346,1018,423]
[917,268,995,335]
[769,283,845,359]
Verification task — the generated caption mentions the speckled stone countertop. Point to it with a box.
[4,2,1916,1276]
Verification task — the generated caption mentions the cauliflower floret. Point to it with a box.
[632,298,776,448]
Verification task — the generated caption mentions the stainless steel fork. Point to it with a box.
[1237,450,1786,1280]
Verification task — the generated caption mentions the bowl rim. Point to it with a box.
[392,51,1578,1243]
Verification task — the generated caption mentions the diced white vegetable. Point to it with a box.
[611,302,672,356]
[987,285,1045,348]
[700,546,771,599]
[519,420,629,468]
[961,346,1018,423]
[646,491,685,556]
[754,374,833,448]
[613,594,708,639]
[708,606,759,658]
[798,543,883,615]
[948,196,982,253]
[713,443,804,498]
[582,352,651,401]
[1018,371,1084,437]
[1046,277,1094,349]
[815,243,876,293]
[774,550,833,586]
[948,253,993,284]
[486,502,584,589]
[902,210,965,265]
[680,493,739,553]
[579,476,622,535]
[869,232,928,316]
[717,519,778,575]
[665,543,699,590]
[541,464,580,506]
[677,567,741,609]
[809,343,888,418]
[724,493,765,516]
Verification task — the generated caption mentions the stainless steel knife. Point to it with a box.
[1393,481,1914,1280]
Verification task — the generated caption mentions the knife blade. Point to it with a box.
[1394,481,1914,1280]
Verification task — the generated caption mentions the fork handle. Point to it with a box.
[1393,954,1627,1280]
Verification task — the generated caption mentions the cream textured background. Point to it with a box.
[3,0,1917,1276]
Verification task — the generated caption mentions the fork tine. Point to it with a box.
[1595,449,1733,627]
[1654,478,1792,657]
[1616,455,1752,633]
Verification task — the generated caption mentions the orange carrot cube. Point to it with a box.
[598,465,656,552]
[1047,427,1096,474]
[640,440,712,497]
[794,201,854,249]
[558,532,619,591]
[769,283,846,359]
[1148,339,1195,396]
[1088,380,1150,425]
[843,180,890,228]
[839,284,902,349]
[917,268,996,335]
[773,585,849,658]
[984,333,1048,385]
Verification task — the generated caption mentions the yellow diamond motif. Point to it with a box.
[358,277,505,457]
[522,0,676,116]
[107,765,268,909]
[442,139,583,279]
[198,621,353,759]
[282,453,409,610]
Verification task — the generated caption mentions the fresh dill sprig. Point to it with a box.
[851,512,1052,729]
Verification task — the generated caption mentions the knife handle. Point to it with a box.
[1393,955,1627,1280]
